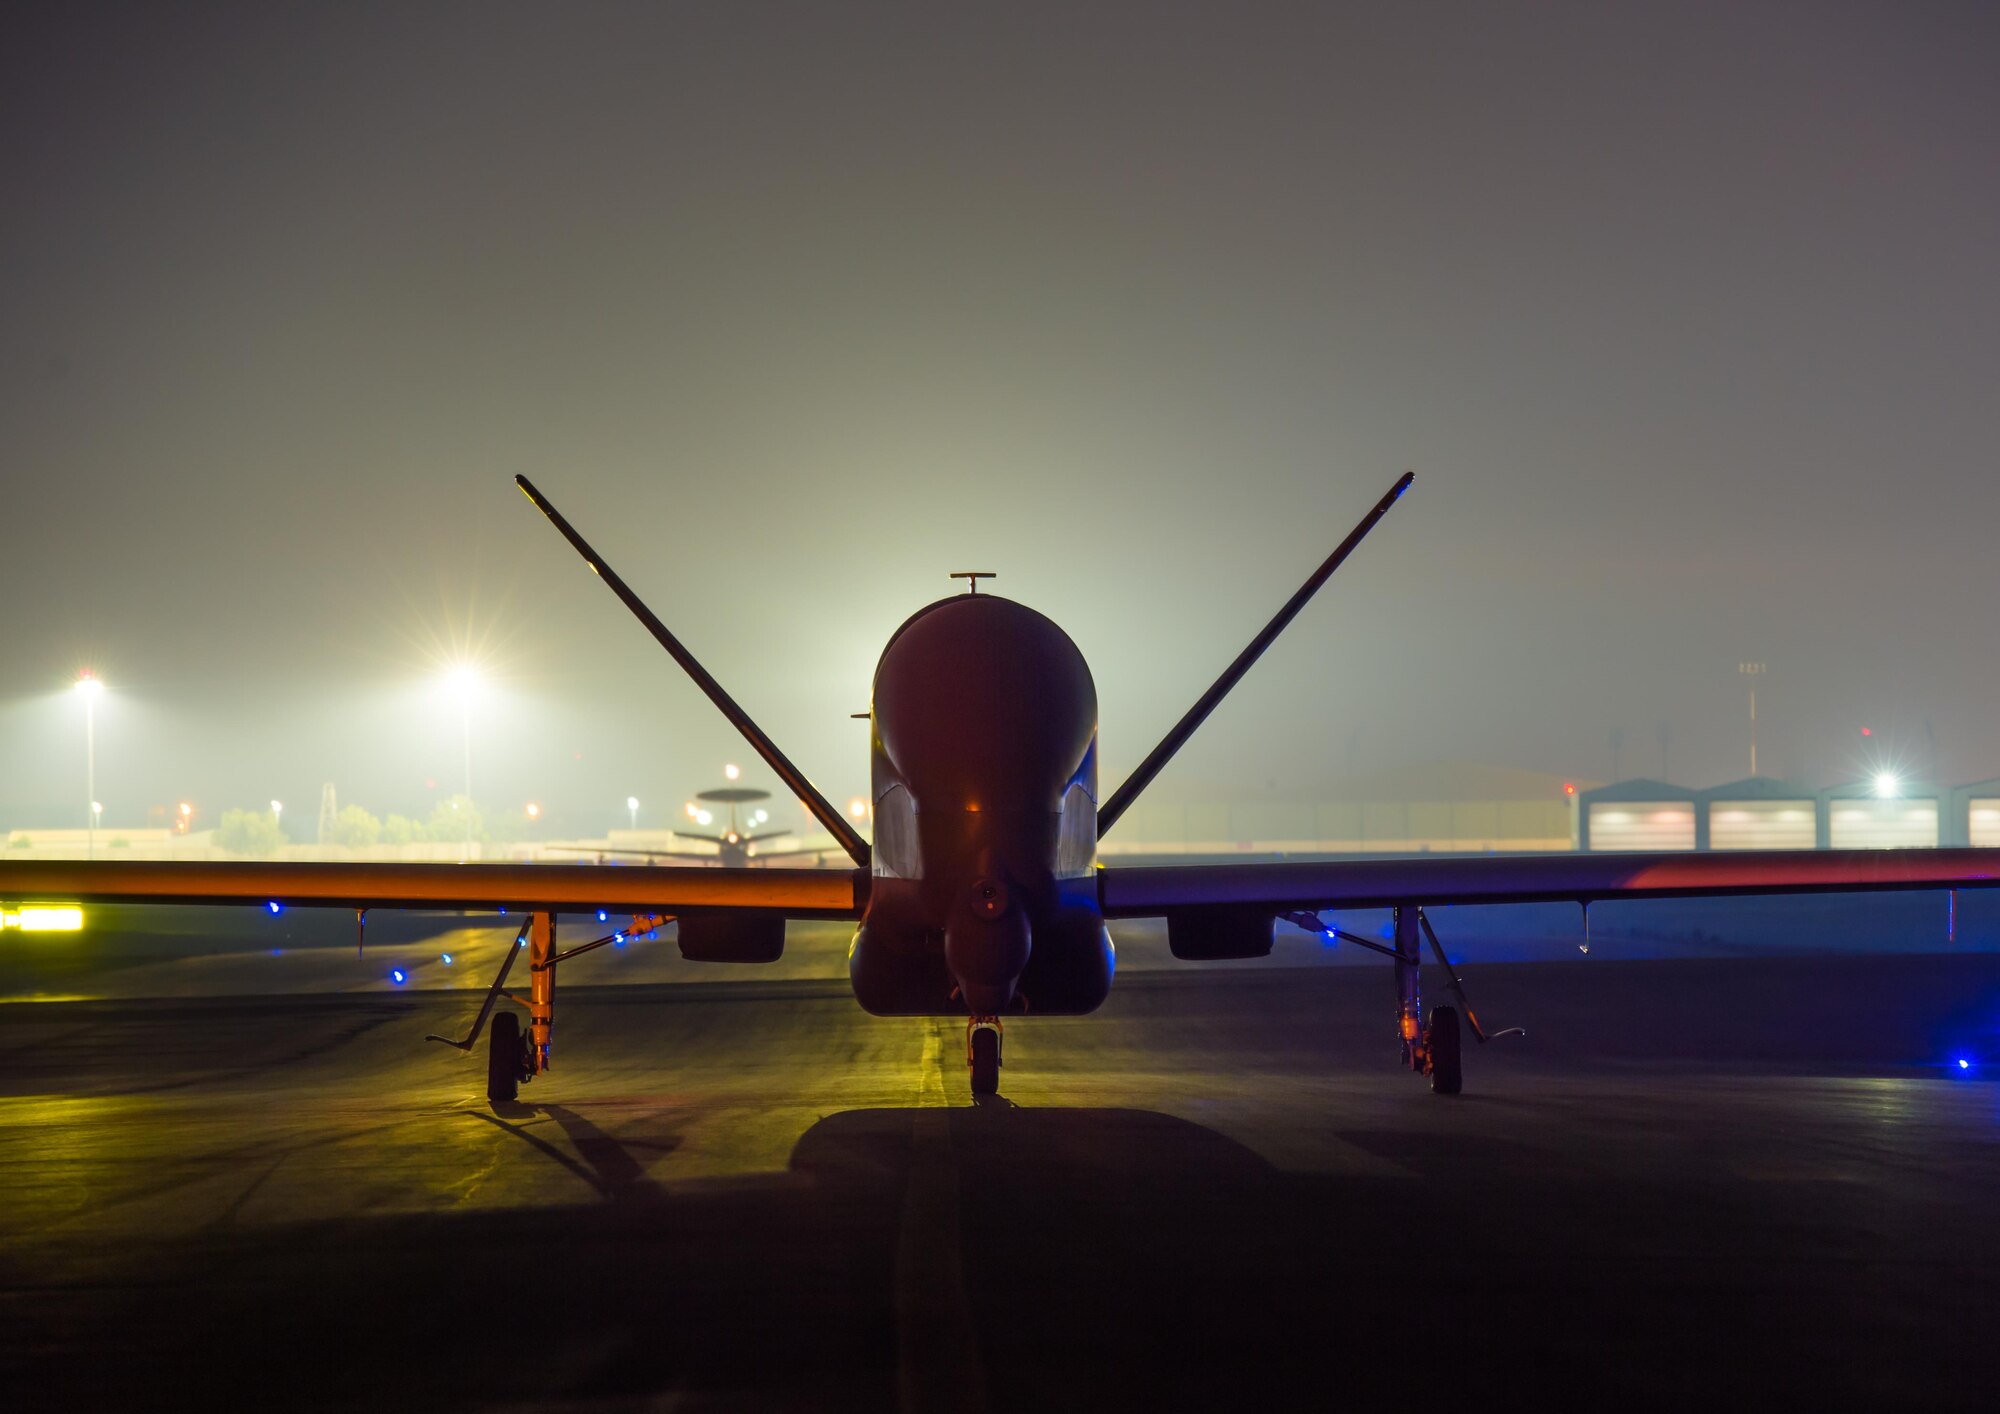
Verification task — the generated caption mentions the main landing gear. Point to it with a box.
[968,1017,1003,1095]
[427,910,664,1103]
[1283,902,1520,1095]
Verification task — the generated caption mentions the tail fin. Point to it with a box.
[1096,471,1414,837]
[515,475,871,868]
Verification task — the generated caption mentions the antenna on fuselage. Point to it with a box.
[950,572,996,595]
[1096,471,1416,838]
[513,474,871,868]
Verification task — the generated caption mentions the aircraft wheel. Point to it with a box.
[488,1011,523,1103]
[1426,1006,1462,1095]
[969,1025,1001,1096]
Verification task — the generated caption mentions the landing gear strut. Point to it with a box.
[1282,902,1520,1096]
[968,1017,1002,1095]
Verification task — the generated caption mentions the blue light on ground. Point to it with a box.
[440,953,453,965]
[390,968,407,985]
[597,910,608,922]
[266,901,282,914]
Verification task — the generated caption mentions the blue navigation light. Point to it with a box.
[390,968,407,985]
[498,905,508,915]
[597,910,608,922]
[1958,1058,1972,1071]
[613,932,625,945]
[440,952,453,965]
[266,901,282,914]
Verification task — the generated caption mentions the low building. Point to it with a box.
[1578,778,1699,852]
[1699,777,1819,851]
[1820,780,1942,849]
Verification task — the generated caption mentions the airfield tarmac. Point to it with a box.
[6,944,2000,1412]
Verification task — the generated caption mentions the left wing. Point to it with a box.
[0,860,867,918]
[1100,848,2000,917]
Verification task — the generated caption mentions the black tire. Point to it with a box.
[970,1026,1001,1096]
[488,1011,522,1103]
[1427,1006,1462,1095]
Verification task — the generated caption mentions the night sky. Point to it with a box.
[3,3,1996,835]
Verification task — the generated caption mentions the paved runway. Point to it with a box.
[5,955,1999,1411]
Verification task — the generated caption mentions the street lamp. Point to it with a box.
[271,799,283,838]
[75,672,105,858]
[627,796,640,829]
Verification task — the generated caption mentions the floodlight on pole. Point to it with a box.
[440,663,481,857]
[271,800,283,831]
[627,796,639,829]
[75,672,105,858]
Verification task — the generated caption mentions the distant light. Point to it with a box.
[270,799,283,816]
[3,906,84,932]
[440,953,453,965]
[695,809,713,826]
[266,901,282,914]
[75,672,105,699]
[178,802,192,817]
[497,905,507,915]
[1861,727,1872,737]
[390,968,407,985]
[724,763,741,781]
[685,802,699,819]
[753,810,768,825]
[1957,1058,1971,1071]
[613,932,625,945]
[442,663,481,701]
[627,796,640,812]
[525,802,541,819]
[91,801,103,817]
[848,798,868,820]
[1873,772,1900,799]
[1563,783,1576,796]
[596,909,608,922]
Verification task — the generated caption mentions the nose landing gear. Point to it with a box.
[968,1017,1003,1095]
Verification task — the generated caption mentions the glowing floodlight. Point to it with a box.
[724,762,741,781]
[1873,772,1900,799]
[442,663,482,701]
[75,672,105,699]
[695,809,713,826]
[848,798,868,820]
[525,802,541,819]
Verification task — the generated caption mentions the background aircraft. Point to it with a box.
[544,785,829,868]
[5,473,1997,1101]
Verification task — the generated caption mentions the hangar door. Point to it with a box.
[1970,799,2000,848]
[1827,798,1938,849]
[1588,801,1695,852]
[1708,800,1816,850]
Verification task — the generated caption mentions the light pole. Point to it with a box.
[443,665,479,858]
[271,799,283,841]
[627,796,640,830]
[75,673,105,858]
[1738,662,1766,777]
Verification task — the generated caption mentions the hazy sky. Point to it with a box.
[3,2,1996,834]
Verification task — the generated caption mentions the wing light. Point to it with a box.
[2,905,84,932]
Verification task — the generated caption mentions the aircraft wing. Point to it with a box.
[0,860,867,920]
[1099,848,2000,916]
